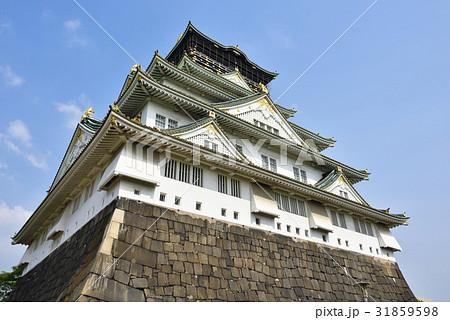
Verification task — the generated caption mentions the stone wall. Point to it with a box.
[10,197,416,301]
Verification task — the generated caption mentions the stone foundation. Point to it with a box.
[9,197,416,301]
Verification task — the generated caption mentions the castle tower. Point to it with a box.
[9,22,415,302]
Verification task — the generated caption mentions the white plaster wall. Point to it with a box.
[161,78,217,104]
[141,100,194,128]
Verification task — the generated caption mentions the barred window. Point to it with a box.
[261,155,269,169]
[72,195,80,214]
[269,158,277,172]
[340,190,349,199]
[236,144,243,153]
[353,217,361,233]
[297,200,307,217]
[178,163,191,183]
[218,174,227,194]
[192,167,203,187]
[280,194,290,212]
[330,210,339,226]
[164,159,177,179]
[273,128,279,135]
[168,119,178,129]
[293,167,300,180]
[300,169,308,184]
[338,212,347,229]
[366,221,374,236]
[274,192,307,217]
[360,219,367,234]
[155,114,166,129]
[204,140,218,152]
[274,192,282,210]
[230,178,241,198]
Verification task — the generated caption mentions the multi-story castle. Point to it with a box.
[9,23,415,302]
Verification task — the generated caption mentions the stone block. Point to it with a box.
[132,277,148,289]
[114,270,130,285]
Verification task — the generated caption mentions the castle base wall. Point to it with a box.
[9,197,415,302]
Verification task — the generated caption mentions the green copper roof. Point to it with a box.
[315,169,341,189]
[80,116,103,133]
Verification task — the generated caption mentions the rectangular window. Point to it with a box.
[305,230,309,237]
[277,223,281,230]
[155,114,166,129]
[174,196,181,205]
[159,193,166,202]
[261,155,269,169]
[330,210,339,226]
[296,227,300,235]
[218,174,227,194]
[297,200,307,217]
[88,179,96,197]
[273,128,279,135]
[340,190,349,199]
[300,170,308,184]
[168,118,178,129]
[274,192,281,210]
[286,225,291,232]
[196,202,202,211]
[72,195,80,214]
[233,211,239,220]
[164,159,177,179]
[353,217,361,233]
[221,208,226,217]
[255,218,261,225]
[359,244,363,250]
[192,167,203,187]
[293,167,300,181]
[230,178,241,198]
[204,140,218,152]
[345,240,349,247]
[322,235,327,242]
[269,158,277,172]
[360,220,367,234]
[83,184,90,203]
[134,189,140,195]
[289,198,298,215]
[280,194,290,212]
[366,222,374,236]
[178,163,191,183]
[338,213,347,229]
[337,238,342,245]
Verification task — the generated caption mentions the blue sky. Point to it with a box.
[0,0,449,301]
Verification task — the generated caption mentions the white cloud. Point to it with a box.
[64,19,81,31]
[0,121,48,169]
[7,119,32,147]
[0,65,25,87]
[63,19,87,46]
[267,28,294,49]
[55,94,91,129]
[0,200,31,227]
[24,154,47,169]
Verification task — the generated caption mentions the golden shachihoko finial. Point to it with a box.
[81,107,95,121]
[177,33,183,42]
[257,82,269,94]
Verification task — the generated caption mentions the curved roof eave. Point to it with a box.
[166,22,278,78]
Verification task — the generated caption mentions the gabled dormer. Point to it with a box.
[161,116,248,162]
[212,93,309,147]
[50,113,102,191]
[315,167,368,205]
[220,70,252,91]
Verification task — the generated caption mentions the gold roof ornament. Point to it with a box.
[177,33,183,42]
[112,104,120,111]
[209,110,216,119]
[336,165,342,172]
[257,82,269,94]
[81,107,95,121]
[130,64,139,73]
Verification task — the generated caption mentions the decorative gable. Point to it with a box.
[163,117,247,162]
[315,168,368,205]
[220,71,252,91]
[216,95,306,146]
